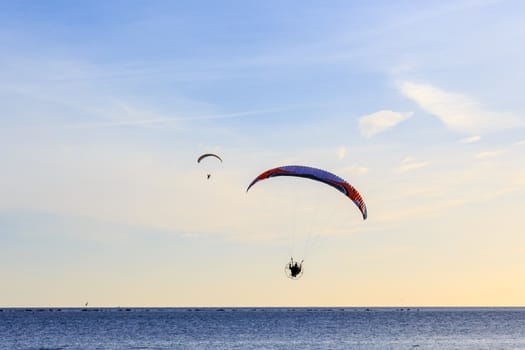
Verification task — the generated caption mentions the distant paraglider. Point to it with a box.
[246,165,367,279]
[197,153,223,163]
[197,153,223,179]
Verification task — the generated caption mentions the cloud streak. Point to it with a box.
[337,147,347,160]
[342,164,369,176]
[459,136,481,144]
[396,156,429,173]
[475,150,505,160]
[398,81,523,134]
[358,110,413,138]
[65,108,290,129]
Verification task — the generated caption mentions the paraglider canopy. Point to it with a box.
[246,165,367,220]
[197,153,223,163]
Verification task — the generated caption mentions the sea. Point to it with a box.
[1,307,524,350]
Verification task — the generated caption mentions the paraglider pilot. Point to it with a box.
[288,257,303,278]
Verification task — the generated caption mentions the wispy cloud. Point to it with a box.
[397,81,523,134]
[475,150,505,159]
[358,110,413,138]
[337,147,347,160]
[66,108,289,129]
[515,140,525,146]
[459,136,481,144]
[396,156,429,173]
[342,164,369,176]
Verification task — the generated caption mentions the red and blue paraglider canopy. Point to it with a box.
[246,165,367,220]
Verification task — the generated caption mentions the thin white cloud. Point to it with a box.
[337,147,347,160]
[358,110,413,138]
[397,162,429,172]
[459,136,481,144]
[342,164,369,176]
[67,108,288,129]
[398,81,523,134]
[515,140,525,146]
[475,150,505,159]
[396,157,429,173]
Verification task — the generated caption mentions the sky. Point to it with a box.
[1,0,524,307]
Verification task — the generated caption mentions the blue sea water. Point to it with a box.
[1,307,524,350]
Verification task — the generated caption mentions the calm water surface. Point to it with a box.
[1,307,524,349]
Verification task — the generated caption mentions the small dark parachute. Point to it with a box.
[197,153,223,163]
[197,153,223,179]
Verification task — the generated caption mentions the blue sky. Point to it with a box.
[1,0,524,307]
